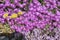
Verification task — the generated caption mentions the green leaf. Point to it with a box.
[4,23,10,28]
[29,0,32,3]
[20,1,23,4]
[38,0,45,5]
[46,24,50,29]
[10,0,14,3]
[57,6,60,9]
[51,8,56,14]
[38,0,43,3]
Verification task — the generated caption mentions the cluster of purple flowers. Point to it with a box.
[0,0,60,33]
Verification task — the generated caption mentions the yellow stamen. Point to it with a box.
[17,11,23,15]
[3,13,8,18]
[10,13,18,18]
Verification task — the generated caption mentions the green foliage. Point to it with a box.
[51,8,56,14]
[0,23,15,34]
[10,0,14,3]
[38,0,43,3]
[38,0,46,5]
[57,6,60,9]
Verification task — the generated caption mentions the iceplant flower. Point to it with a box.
[3,13,8,18]
[10,13,18,18]
[10,11,23,18]
[17,11,23,15]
